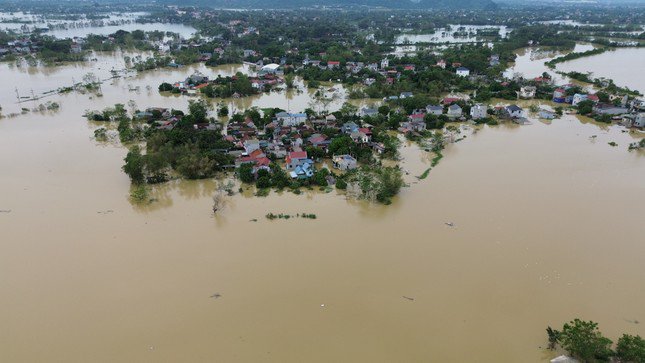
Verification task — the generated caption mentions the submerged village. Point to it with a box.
[2,1,645,363]
[86,48,645,206]
[1,4,644,209]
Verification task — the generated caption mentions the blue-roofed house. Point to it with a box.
[289,159,315,179]
[342,121,360,134]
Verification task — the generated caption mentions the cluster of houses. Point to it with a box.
[164,69,283,96]
[551,85,645,126]
[0,38,36,56]
[224,112,388,180]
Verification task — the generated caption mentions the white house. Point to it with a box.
[519,86,536,99]
[276,112,307,126]
[505,104,524,118]
[470,104,487,120]
[260,63,281,74]
[380,58,389,69]
[572,93,589,106]
[333,155,358,170]
[456,67,470,77]
[625,113,645,128]
[426,105,443,116]
[447,104,463,118]
[636,113,645,128]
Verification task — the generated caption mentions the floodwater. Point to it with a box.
[0,12,196,38]
[1,53,645,363]
[0,51,372,117]
[503,43,595,83]
[396,25,510,44]
[555,47,645,95]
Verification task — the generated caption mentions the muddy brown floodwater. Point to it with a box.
[0,52,644,363]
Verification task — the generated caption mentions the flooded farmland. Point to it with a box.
[555,47,645,94]
[1,50,645,363]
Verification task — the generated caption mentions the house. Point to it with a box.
[308,134,329,149]
[186,71,208,85]
[400,92,414,99]
[519,86,536,99]
[436,59,447,69]
[456,67,470,77]
[426,105,443,116]
[470,104,487,120]
[539,109,556,119]
[400,120,426,132]
[572,93,588,106]
[327,61,340,69]
[372,142,386,154]
[489,54,500,66]
[447,104,463,118]
[260,63,281,75]
[243,139,261,154]
[290,160,314,179]
[243,49,257,57]
[275,112,307,126]
[627,113,645,128]
[342,122,359,134]
[380,58,389,69]
[361,107,379,117]
[285,151,310,170]
[70,44,82,54]
[443,97,461,105]
[593,104,629,116]
[505,104,524,118]
[333,155,358,170]
[553,88,566,103]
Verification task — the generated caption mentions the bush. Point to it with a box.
[158,82,173,92]
[559,319,613,362]
[335,178,347,190]
[616,334,645,363]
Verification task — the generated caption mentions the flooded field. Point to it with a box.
[555,47,645,94]
[0,12,196,38]
[0,51,374,117]
[503,43,596,83]
[396,25,510,44]
[1,52,645,362]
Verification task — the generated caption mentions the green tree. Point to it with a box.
[577,100,594,116]
[312,168,329,186]
[328,136,354,156]
[238,163,255,184]
[123,146,145,184]
[158,82,173,92]
[188,99,210,124]
[285,73,295,89]
[616,334,645,363]
[560,319,613,362]
[339,102,358,117]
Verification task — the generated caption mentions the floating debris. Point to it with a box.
[445,222,455,227]
[210,293,222,299]
[0,209,12,213]
[402,296,415,301]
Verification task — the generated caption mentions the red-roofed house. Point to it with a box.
[442,97,460,105]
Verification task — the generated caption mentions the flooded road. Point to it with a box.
[1,54,645,362]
